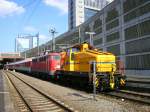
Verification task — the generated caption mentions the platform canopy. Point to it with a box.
[0,52,21,59]
[0,52,23,66]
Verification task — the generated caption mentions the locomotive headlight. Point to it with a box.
[56,65,60,69]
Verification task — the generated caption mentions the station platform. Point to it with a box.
[0,70,15,112]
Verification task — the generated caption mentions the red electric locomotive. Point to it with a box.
[31,53,60,79]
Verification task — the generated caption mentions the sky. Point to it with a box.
[0,0,68,52]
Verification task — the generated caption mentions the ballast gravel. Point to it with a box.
[10,71,150,112]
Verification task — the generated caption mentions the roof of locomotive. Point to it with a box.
[61,42,114,55]
[32,52,60,60]
[61,42,94,51]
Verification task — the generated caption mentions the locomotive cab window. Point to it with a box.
[67,49,71,56]
[71,53,75,60]
[53,55,60,60]
[72,48,79,52]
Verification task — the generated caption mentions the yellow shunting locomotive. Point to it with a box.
[56,42,125,91]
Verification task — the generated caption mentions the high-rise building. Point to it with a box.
[68,0,112,30]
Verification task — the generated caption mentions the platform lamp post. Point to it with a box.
[49,27,58,52]
[85,32,96,46]
[86,31,97,100]
[78,26,81,44]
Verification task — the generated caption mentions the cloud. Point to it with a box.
[0,0,25,17]
[107,0,114,3]
[43,0,68,15]
[24,26,37,32]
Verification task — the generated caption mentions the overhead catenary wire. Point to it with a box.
[17,0,41,31]
[23,0,41,26]
[22,0,38,8]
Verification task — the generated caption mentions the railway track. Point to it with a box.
[102,90,150,105]
[126,76,150,92]
[4,70,150,108]
[126,81,150,93]
[4,71,77,112]
[3,71,30,112]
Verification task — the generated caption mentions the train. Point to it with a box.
[5,42,126,91]
[6,53,60,79]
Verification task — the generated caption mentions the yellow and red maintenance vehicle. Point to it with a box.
[56,42,125,91]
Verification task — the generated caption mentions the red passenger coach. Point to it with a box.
[6,58,32,73]
[15,58,32,73]
[31,53,60,79]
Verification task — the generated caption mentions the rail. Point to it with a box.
[4,70,78,112]
[101,90,150,105]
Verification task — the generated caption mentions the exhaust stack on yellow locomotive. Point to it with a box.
[58,42,125,91]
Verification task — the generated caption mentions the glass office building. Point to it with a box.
[84,8,98,21]
[68,0,111,30]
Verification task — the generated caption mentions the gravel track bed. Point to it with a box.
[9,71,150,112]
[4,72,30,112]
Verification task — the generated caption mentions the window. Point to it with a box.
[93,38,102,45]
[125,37,150,54]
[106,32,120,42]
[39,57,42,62]
[70,38,79,44]
[125,19,150,40]
[123,0,147,13]
[53,55,60,60]
[32,58,37,62]
[106,8,118,22]
[124,9,137,22]
[140,19,150,36]
[71,53,75,60]
[72,48,79,52]
[44,56,46,61]
[94,27,102,35]
[124,3,150,22]
[106,19,119,31]
[93,19,102,29]
[126,54,150,69]
[93,19,102,35]
[125,25,139,40]
[107,44,120,56]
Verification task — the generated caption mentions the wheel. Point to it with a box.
[99,85,104,92]
[98,79,105,92]
[115,77,120,91]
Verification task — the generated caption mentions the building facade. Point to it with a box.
[59,0,150,77]
[24,0,150,77]
[68,0,112,30]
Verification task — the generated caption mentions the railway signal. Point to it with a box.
[49,27,58,52]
